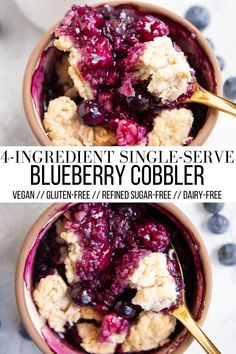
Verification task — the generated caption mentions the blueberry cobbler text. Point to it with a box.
[33,4,200,147]
[32,203,186,353]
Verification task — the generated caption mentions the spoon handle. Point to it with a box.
[172,303,221,354]
[189,85,236,117]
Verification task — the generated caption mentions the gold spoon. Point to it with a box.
[169,245,221,354]
[188,81,236,117]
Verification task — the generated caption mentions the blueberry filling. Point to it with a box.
[32,4,216,146]
[185,6,210,31]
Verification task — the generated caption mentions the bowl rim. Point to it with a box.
[22,0,222,147]
[15,202,212,354]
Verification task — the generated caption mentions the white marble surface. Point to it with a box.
[0,0,236,353]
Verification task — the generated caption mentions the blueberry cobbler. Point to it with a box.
[31,4,216,147]
[29,203,205,353]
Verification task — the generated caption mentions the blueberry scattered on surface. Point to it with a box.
[206,38,214,49]
[218,244,236,266]
[217,56,225,71]
[185,6,210,30]
[18,322,31,340]
[208,214,229,234]
[203,203,224,214]
[223,77,236,100]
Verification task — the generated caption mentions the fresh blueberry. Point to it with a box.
[128,92,153,112]
[206,38,214,49]
[185,6,210,30]
[218,244,236,266]
[18,322,31,340]
[217,56,225,71]
[77,100,106,126]
[117,204,141,221]
[208,214,229,234]
[223,77,236,100]
[70,286,94,305]
[203,203,224,214]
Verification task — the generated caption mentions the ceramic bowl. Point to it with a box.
[22,1,222,146]
[15,202,212,354]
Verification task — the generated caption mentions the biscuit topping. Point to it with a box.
[129,252,178,312]
[122,311,176,352]
[138,37,194,103]
[148,108,194,146]
[33,274,80,332]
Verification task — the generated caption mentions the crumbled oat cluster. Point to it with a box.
[122,311,176,352]
[136,37,194,103]
[43,96,116,146]
[33,274,80,332]
[33,4,197,147]
[148,108,194,146]
[32,203,184,354]
[80,306,103,322]
[129,252,178,312]
[77,323,117,354]
[60,229,82,284]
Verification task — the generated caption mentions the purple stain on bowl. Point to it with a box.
[31,46,59,118]
[24,204,72,289]
[24,222,50,290]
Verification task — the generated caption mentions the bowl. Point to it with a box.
[23,1,221,147]
[15,203,212,354]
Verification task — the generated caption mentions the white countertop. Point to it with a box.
[1,202,236,354]
[0,0,236,353]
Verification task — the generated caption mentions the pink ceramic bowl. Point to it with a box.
[15,203,212,354]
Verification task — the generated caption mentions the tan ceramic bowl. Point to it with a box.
[23,1,222,147]
[15,203,212,354]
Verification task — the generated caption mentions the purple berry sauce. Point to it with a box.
[99,313,129,343]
